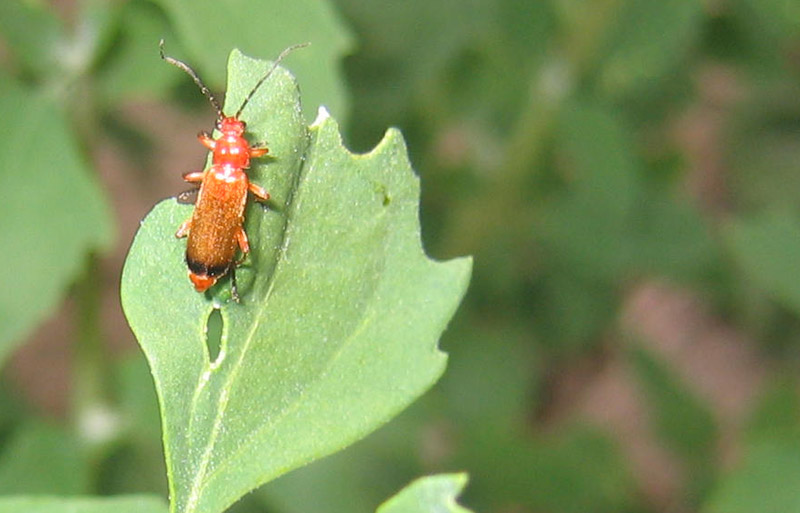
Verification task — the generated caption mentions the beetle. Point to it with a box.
[160,40,308,300]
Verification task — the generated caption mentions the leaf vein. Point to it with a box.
[183,129,310,512]
[201,306,379,489]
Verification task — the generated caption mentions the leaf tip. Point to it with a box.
[377,473,473,513]
[310,105,331,128]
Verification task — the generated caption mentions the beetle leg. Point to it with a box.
[175,218,191,238]
[230,267,241,303]
[248,182,270,202]
[198,131,216,150]
[182,170,204,183]
[249,146,269,158]
[235,226,250,254]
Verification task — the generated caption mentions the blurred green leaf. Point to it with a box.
[0,82,114,366]
[0,0,64,77]
[121,50,471,513]
[726,210,800,315]
[628,346,717,499]
[377,474,472,513]
[98,442,169,497]
[438,322,536,429]
[0,496,168,513]
[95,0,180,103]
[261,450,397,513]
[340,0,556,149]
[117,354,163,445]
[745,377,800,443]
[727,88,800,212]
[0,422,90,495]
[543,98,714,287]
[260,330,531,513]
[732,0,800,45]
[598,0,703,96]
[458,426,636,513]
[533,270,619,355]
[259,413,424,513]
[629,346,717,461]
[97,355,167,496]
[555,99,641,208]
[543,99,641,282]
[153,0,353,122]
[627,190,716,280]
[0,390,23,447]
[703,440,800,513]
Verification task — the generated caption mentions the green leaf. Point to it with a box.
[733,0,800,43]
[702,439,800,513]
[626,190,715,280]
[598,0,703,96]
[726,93,800,213]
[0,422,90,495]
[628,346,718,504]
[121,50,472,513]
[0,0,64,78]
[726,210,800,315]
[377,474,472,513]
[337,0,556,146]
[746,378,800,443]
[458,426,636,513]
[438,321,537,429]
[117,354,164,445]
[0,496,168,513]
[95,0,180,103]
[153,0,353,122]
[259,399,435,513]
[544,100,642,283]
[0,82,114,366]
[260,446,397,513]
[100,355,167,496]
[628,347,718,467]
[544,99,715,285]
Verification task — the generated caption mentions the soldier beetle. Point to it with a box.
[159,40,308,301]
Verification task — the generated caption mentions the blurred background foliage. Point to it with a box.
[1,0,800,512]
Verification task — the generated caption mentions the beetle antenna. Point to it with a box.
[235,42,310,119]
[160,39,224,120]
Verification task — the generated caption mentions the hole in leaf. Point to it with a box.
[206,308,223,363]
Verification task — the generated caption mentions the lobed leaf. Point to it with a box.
[121,50,471,513]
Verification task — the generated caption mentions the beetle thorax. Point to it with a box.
[213,117,251,169]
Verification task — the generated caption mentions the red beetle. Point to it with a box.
[160,40,307,299]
